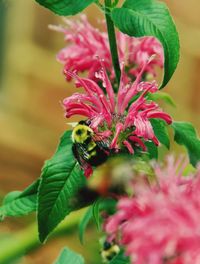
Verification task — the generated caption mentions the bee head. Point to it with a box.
[72,124,94,143]
[78,120,91,126]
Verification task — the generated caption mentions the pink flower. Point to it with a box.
[125,36,164,78]
[50,15,111,81]
[105,157,200,264]
[50,15,163,81]
[63,57,172,155]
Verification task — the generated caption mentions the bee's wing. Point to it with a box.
[77,143,91,160]
[93,137,110,151]
[72,144,92,177]
[72,143,90,162]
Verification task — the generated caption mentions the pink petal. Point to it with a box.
[129,136,147,151]
[110,123,124,149]
[123,140,134,154]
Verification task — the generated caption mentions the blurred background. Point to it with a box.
[0,0,200,263]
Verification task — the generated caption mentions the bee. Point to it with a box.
[72,121,110,176]
[101,241,120,262]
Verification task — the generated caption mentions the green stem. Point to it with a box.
[95,0,104,11]
[0,209,86,264]
[104,0,121,86]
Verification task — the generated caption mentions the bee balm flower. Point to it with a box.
[50,15,163,81]
[63,57,172,154]
[105,157,200,264]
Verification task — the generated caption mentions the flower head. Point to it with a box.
[125,36,164,78]
[50,15,163,81]
[105,157,200,264]
[63,57,172,155]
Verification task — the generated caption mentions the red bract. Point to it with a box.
[63,57,172,154]
[105,157,200,264]
[50,15,163,81]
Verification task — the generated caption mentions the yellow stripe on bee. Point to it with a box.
[101,245,120,262]
[90,150,97,157]
[88,141,96,151]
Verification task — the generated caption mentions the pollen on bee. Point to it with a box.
[88,141,96,151]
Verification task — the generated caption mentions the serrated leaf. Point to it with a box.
[171,122,200,167]
[78,206,93,244]
[150,119,170,149]
[0,180,39,220]
[35,0,95,16]
[3,191,22,205]
[54,247,84,264]
[38,131,87,242]
[109,251,130,264]
[0,195,36,220]
[111,0,180,88]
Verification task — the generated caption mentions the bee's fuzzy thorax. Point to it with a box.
[71,124,93,144]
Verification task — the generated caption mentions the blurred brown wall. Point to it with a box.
[165,0,200,129]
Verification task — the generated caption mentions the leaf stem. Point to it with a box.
[104,0,121,86]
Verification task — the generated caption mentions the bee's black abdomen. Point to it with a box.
[72,144,78,160]
[88,146,108,166]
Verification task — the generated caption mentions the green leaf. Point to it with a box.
[171,122,200,167]
[35,0,95,16]
[54,247,84,264]
[92,198,102,231]
[0,194,36,220]
[145,141,158,159]
[101,198,117,215]
[0,180,39,220]
[92,197,117,231]
[111,0,120,8]
[38,131,87,242]
[109,251,130,264]
[19,179,40,198]
[147,92,176,107]
[111,0,180,88]
[150,119,170,149]
[3,191,22,205]
[78,206,93,244]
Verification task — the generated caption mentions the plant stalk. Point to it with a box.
[104,0,121,86]
[0,209,86,264]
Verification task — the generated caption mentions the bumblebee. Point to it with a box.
[101,241,120,262]
[72,121,109,173]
